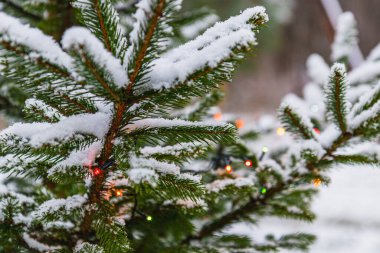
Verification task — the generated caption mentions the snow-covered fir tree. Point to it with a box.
[0,0,272,252]
[0,0,379,252]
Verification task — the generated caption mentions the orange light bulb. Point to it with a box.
[115,190,123,197]
[313,178,322,187]
[213,112,222,121]
[225,164,232,173]
[235,119,245,129]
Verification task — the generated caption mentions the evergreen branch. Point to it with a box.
[334,154,379,166]
[353,113,380,139]
[81,103,126,235]
[256,234,316,252]
[140,143,208,165]
[326,63,348,132]
[180,182,286,245]
[350,84,380,118]
[94,0,112,51]
[93,218,131,253]
[128,124,237,146]
[157,175,204,202]
[278,105,315,140]
[126,0,166,93]
[77,48,121,102]
[75,242,105,253]
[62,27,129,100]
[0,38,97,115]
[125,48,251,121]
[143,7,268,92]
[73,0,128,58]
[77,1,173,235]
[0,40,73,80]
[0,4,272,252]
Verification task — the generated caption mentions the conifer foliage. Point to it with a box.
[0,0,268,252]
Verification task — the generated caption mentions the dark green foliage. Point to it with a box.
[93,218,131,253]
[255,233,316,252]
[73,0,128,59]
[278,105,315,140]
[325,64,348,132]
[129,123,237,146]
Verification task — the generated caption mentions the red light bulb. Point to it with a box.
[93,167,101,176]
[244,159,253,167]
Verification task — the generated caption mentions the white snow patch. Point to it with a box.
[331,12,358,61]
[145,7,268,91]
[62,27,129,88]
[1,112,111,147]
[180,14,219,39]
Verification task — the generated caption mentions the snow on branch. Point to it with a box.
[206,177,255,193]
[180,13,219,39]
[140,142,205,157]
[350,100,380,130]
[48,141,103,177]
[145,6,268,91]
[24,98,64,121]
[131,156,179,175]
[125,0,182,70]
[72,0,128,59]
[0,112,111,147]
[278,103,316,140]
[31,194,87,220]
[75,242,105,253]
[331,12,358,62]
[23,233,57,252]
[0,12,75,73]
[62,27,129,88]
[349,83,380,120]
[129,117,227,129]
[348,61,380,85]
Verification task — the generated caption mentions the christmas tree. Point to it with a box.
[0,0,269,252]
[0,1,379,252]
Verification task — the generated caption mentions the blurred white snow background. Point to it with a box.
[227,165,380,253]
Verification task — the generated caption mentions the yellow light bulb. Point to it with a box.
[225,164,232,173]
[262,146,269,153]
[276,127,286,136]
